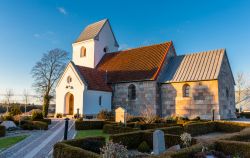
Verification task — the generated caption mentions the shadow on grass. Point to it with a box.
[75,130,109,142]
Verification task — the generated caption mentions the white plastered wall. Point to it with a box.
[56,63,85,115]
[93,22,119,67]
[83,90,112,115]
[72,39,95,68]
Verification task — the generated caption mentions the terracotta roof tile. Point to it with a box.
[97,42,172,83]
[76,66,112,92]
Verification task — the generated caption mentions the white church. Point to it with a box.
[56,19,235,119]
[56,19,115,116]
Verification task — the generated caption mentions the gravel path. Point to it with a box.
[0,119,76,158]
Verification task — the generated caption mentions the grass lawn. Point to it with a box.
[76,130,109,141]
[0,135,28,151]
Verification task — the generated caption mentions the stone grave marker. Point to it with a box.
[115,107,126,123]
[153,130,166,155]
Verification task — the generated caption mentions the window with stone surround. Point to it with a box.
[128,84,136,100]
[183,84,190,97]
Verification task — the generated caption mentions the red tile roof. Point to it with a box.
[97,41,172,83]
[76,65,112,92]
[75,42,172,91]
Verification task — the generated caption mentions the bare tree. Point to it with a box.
[23,89,29,113]
[235,72,250,110]
[5,89,14,112]
[31,49,69,117]
[140,105,157,123]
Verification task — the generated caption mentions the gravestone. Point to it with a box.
[115,107,126,123]
[153,130,166,155]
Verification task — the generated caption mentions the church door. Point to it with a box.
[65,93,74,115]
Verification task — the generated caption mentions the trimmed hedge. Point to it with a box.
[63,137,105,153]
[75,120,104,130]
[110,127,189,150]
[184,122,216,136]
[240,112,250,118]
[142,132,188,149]
[139,122,172,130]
[215,140,250,158]
[110,131,143,149]
[164,134,182,148]
[53,137,105,158]
[159,144,212,158]
[215,121,250,133]
[158,126,184,135]
[179,121,250,136]
[21,121,48,130]
[33,118,52,125]
[0,125,6,137]
[103,124,140,134]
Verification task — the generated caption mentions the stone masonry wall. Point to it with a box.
[111,81,159,116]
[111,44,176,116]
[218,54,236,119]
[161,80,220,120]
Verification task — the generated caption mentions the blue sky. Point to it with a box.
[0,0,250,97]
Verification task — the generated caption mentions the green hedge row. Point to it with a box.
[33,118,52,125]
[75,120,105,130]
[215,121,250,133]
[158,126,184,135]
[103,124,140,134]
[240,112,250,118]
[110,131,143,149]
[110,127,189,150]
[139,123,176,130]
[184,122,216,136]
[21,121,48,130]
[158,139,250,158]
[0,125,6,137]
[181,121,250,136]
[215,140,250,158]
[159,144,212,158]
[53,137,105,158]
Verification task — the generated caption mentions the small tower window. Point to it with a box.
[67,76,72,83]
[128,84,136,100]
[80,46,86,57]
[226,88,229,99]
[103,46,109,53]
[183,84,190,97]
[99,96,102,106]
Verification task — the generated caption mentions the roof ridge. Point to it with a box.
[184,48,225,56]
[85,18,108,27]
[106,41,172,55]
[74,19,108,43]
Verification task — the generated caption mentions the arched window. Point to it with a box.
[183,84,190,97]
[80,46,86,57]
[128,84,136,100]
[99,96,102,106]
[67,76,72,84]
[103,46,109,53]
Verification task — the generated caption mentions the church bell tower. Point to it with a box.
[72,19,119,68]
